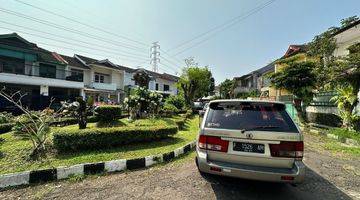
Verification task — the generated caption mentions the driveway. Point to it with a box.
[1,132,359,200]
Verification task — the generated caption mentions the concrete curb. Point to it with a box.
[0,141,196,189]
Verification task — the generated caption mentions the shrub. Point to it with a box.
[0,123,13,134]
[173,117,187,130]
[185,109,193,118]
[161,103,179,117]
[306,112,342,127]
[351,116,360,132]
[95,105,122,123]
[0,112,13,124]
[165,95,185,110]
[61,98,93,129]
[53,125,178,152]
[124,87,163,119]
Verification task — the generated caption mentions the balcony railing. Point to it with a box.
[90,82,117,91]
[0,65,84,82]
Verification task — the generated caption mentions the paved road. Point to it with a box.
[1,133,359,200]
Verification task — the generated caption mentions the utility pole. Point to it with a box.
[150,42,160,72]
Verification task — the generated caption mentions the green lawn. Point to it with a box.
[324,140,360,156]
[305,127,360,157]
[0,116,199,175]
[328,128,360,143]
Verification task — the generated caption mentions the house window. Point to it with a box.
[164,84,170,91]
[67,69,83,82]
[155,83,159,90]
[39,63,56,78]
[0,56,25,74]
[94,73,107,83]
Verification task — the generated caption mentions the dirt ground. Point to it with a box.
[1,132,359,200]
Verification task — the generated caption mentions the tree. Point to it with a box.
[61,97,91,129]
[340,16,359,28]
[330,86,358,129]
[178,65,213,106]
[271,61,317,122]
[133,69,151,88]
[307,15,359,90]
[0,88,62,159]
[219,79,235,99]
[330,43,360,130]
[307,29,337,89]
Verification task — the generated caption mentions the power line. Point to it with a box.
[0,26,148,61]
[159,55,182,71]
[36,41,147,64]
[158,62,179,75]
[168,0,276,55]
[0,7,148,52]
[13,0,149,47]
[0,20,147,57]
[159,48,184,66]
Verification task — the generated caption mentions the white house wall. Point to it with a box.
[124,71,135,86]
[333,24,360,57]
[0,72,84,89]
[155,78,178,95]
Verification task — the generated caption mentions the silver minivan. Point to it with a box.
[196,100,305,183]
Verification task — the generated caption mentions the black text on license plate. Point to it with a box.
[233,142,265,153]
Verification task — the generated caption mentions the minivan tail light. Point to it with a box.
[269,141,303,160]
[198,135,229,152]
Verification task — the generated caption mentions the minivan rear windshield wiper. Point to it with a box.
[242,126,280,132]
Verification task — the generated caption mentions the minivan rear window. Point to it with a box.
[205,102,298,133]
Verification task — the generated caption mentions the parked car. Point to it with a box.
[199,102,209,117]
[192,101,204,113]
[196,99,305,183]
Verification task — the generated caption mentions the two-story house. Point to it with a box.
[233,72,259,96]
[0,33,84,111]
[0,33,180,111]
[148,71,179,96]
[124,68,179,97]
[73,54,126,104]
[232,62,275,98]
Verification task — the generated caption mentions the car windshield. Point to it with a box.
[205,102,298,133]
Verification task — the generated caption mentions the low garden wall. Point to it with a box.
[306,112,342,127]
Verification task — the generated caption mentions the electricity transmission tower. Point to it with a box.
[150,42,160,72]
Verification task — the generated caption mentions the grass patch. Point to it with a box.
[305,128,360,157]
[324,140,360,156]
[328,128,360,143]
[0,116,199,175]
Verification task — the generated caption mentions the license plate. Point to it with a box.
[233,142,265,153]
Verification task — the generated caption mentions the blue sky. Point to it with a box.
[0,0,359,84]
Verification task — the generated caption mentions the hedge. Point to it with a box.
[173,118,187,130]
[95,105,122,123]
[0,123,13,134]
[53,125,178,152]
[51,116,99,127]
[306,112,342,127]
